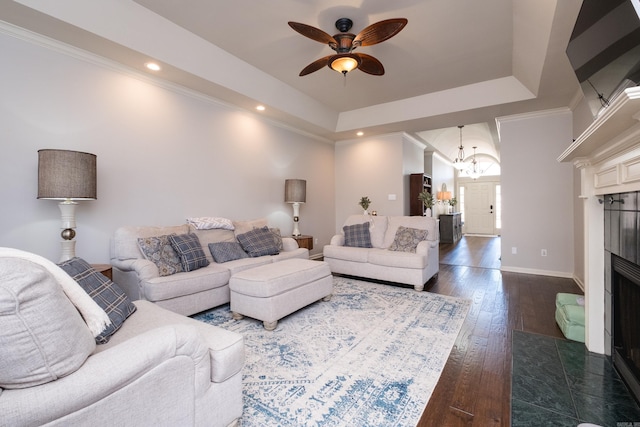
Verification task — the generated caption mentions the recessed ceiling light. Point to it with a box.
[145,62,161,71]
[357,131,364,136]
[256,105,266,111]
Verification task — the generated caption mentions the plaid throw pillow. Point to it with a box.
[237,226,280,257]
[58,257,136,345]
[388,226,428,253]
[169,234,210,272]
[208,242,249,263]
[343,222,372,248]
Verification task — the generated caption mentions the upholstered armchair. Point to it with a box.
[0,249,244,427]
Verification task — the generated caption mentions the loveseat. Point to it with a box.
[0,248,244,427]
[323,215,439,291]
[110,218,309,316]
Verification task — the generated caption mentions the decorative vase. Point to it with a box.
[425,208,432,217]
[363,209,368,215]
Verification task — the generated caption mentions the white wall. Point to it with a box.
[498,109,574,277]
[0,31,335,262]
[334,133,423,232]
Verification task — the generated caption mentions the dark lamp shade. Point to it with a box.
[284,179,306,203]
[37,149,97,200]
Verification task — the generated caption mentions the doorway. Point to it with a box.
[459,180,501,235]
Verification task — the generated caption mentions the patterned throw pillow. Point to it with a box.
[270,227,285,252]
[137,234,183,276]
[237,226,281,257]
[388,226,428,253]
[208,242,249,263]
[186,216,234,230]
[58,257,137,345]
[343,223,373,248]
[169,234,210,272]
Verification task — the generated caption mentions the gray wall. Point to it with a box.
[0,31,335,262]
[498,109,575,277]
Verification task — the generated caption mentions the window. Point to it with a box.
[458,186,465,224]
[495,184,502,229]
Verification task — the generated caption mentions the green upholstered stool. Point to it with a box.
[555,293,585,343]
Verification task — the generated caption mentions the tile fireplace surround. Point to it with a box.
[559,87,640,355]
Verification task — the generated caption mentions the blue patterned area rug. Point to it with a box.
[193,276,470,426]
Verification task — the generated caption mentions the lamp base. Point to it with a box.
[291,202,301,236]
[58,200,77,262]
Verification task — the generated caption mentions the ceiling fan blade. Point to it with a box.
[299,56,332,76]
[288,22,337,46]
[354,18,408,47]
[355,53,385,75]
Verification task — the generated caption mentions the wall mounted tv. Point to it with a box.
[566,0,640,115]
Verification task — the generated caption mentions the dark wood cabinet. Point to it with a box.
[293,235,313,250]
[439,213,462,244]
[409,173,432,216]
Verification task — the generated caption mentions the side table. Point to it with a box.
[91,264,113,281]
[292,235,313,251]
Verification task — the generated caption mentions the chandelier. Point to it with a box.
[467,146,482,180]
[452,125,467,171]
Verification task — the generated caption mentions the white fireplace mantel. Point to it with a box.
[558,87,640,354]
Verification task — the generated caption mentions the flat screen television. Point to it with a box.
[566,0,640,115]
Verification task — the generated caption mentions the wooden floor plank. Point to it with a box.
[417,236,582,427]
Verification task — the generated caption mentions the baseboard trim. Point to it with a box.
[500,265,573,279]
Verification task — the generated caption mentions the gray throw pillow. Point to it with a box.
[388,226,428,253]
[209,242,249,263]
[343,222,373,248]
[237,226,281,257]
[137,234,183,276]
[270,227,284,251]
[169,233,210,271]
[58,257,137,345]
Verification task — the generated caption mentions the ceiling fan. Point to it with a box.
[288,17,408,76]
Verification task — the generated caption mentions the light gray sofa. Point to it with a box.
[110,220,309,316]
[0,250,244,427]
[323,215,439,291]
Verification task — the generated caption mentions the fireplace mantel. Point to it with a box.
[558,87,640,354]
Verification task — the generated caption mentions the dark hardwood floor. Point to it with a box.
[417,236,583,426]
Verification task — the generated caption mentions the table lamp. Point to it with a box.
[38,149,97,261]
[284,179,306,236]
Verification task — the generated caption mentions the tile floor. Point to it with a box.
[511,330,640,426]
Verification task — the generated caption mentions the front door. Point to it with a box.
[463,181,496,234]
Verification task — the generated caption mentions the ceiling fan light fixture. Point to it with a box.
[329,54,360,74]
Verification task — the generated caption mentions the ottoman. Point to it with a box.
[555,293,585,343]
[229,258,333,330]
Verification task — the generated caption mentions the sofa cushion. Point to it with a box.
[237,226,280,257]
[58,257,137,345]
[190,226,236,263]
[112,224,190,261]
[233,218,268,238]
[383,216,434,248]
[208,242,249,263]
[388,226,428,253]
[142,263,231,301]
[169,234,210,272]
[343,215,388,248]
[0,256,96,389]
[186,216,234,230]
[368,248,428,269]
[137,234,183,276]
[322,244,370,263]
[270,227,285,252]
[343,223,373,248]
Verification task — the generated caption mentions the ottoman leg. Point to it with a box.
[322,294,332,302]
[232,312,244,320]
[263,320,278,331]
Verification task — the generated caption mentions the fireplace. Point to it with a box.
[612,254,640,403]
